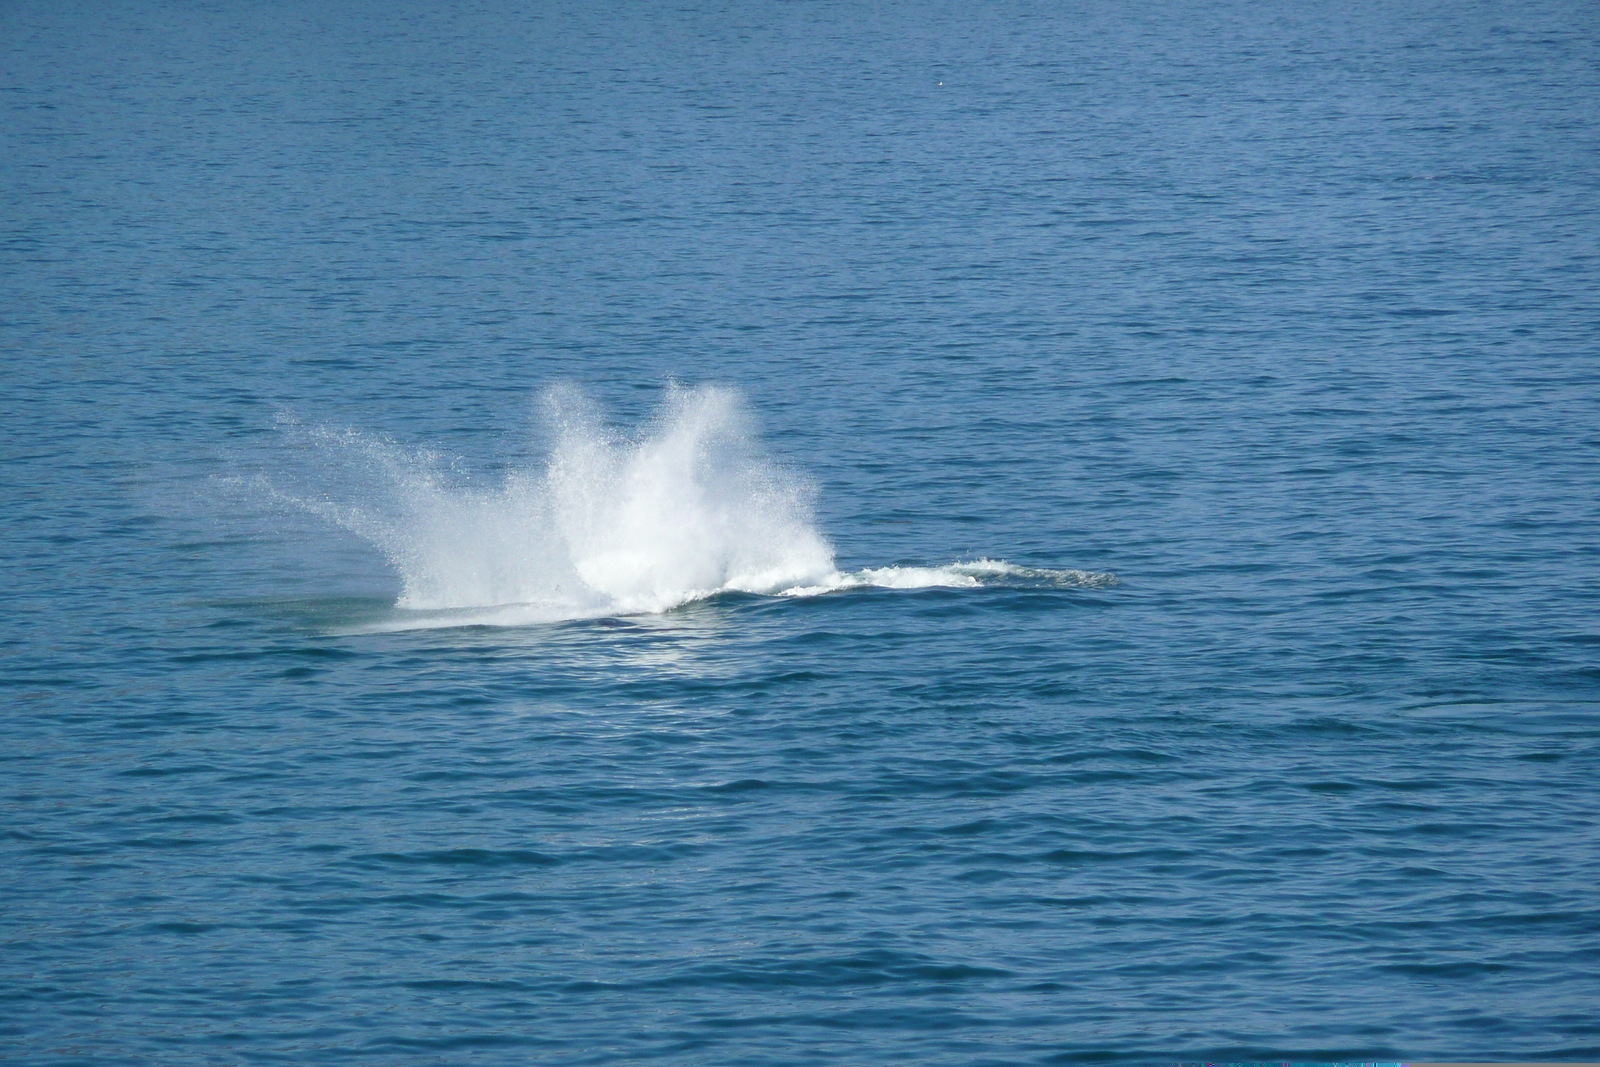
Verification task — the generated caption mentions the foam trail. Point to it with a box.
[259,385,1114,631]
[779,559,1117,598]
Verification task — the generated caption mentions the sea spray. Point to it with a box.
[255,385,1114,630]
[539,385,838,612]
[264,385,837,620]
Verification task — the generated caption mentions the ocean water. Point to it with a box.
[4,0,1599,1062]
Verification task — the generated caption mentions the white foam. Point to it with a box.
[780,559,1116,598]
[258,386,1114,631]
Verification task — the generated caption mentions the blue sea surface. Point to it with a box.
[4,0,1600,1062]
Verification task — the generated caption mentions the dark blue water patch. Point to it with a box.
[350,848,562,870]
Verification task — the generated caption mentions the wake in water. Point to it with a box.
[256,385,1112,630]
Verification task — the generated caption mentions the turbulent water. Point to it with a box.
[261,386,841,624]
[257,386,1111,631]
[5,0,1600,1064]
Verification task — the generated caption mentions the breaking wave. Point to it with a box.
[255,385,1113,631]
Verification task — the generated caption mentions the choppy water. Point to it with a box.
[4,0,1600,1063]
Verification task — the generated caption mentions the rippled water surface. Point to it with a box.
[5,0,1600,1062]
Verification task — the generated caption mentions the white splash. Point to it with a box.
[259,386,1113,631]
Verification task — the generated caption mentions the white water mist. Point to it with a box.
[273,385,837,620]
[257,384,1113,630]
